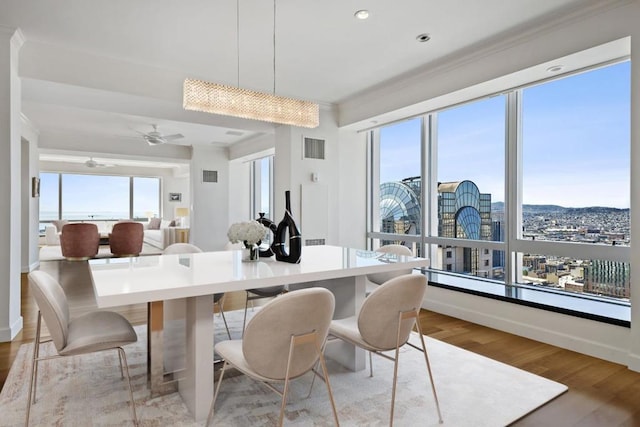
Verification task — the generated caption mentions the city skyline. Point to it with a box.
[380,61,630,209]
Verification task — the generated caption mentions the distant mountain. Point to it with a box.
[491,202,628,214]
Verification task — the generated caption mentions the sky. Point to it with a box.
[380,61,630,209]
[39,173,160,219]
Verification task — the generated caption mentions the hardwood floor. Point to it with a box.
[3,261,640,426]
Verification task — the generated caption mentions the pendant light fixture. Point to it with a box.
[183,0,319,128]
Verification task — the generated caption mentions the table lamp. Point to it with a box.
[175,207,189,227]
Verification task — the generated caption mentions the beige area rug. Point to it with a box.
[0,309,567,426]
[39,243,163,261]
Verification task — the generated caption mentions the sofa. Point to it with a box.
[45,218,185,250]
[142,219,188,249]
[44,220,115,246]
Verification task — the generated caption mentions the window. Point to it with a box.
[133,177,161,220]
[40,173,161,223]
[39,173,59,232]
[371,118,422,250]
[368,60,630,323]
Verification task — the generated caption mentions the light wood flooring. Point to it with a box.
[2,260,640,426]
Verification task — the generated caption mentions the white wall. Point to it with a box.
[273,106,340,245]
[337,128,367,249]
[0,27,24,342]
[163,174,190,222]
[21,114,39,272]
[228,159,251,223]
[190,146,229,251]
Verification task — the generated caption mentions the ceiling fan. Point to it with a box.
[140,124,184,146]
[84,157,114,168]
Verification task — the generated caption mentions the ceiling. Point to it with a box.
[0,0,596,168]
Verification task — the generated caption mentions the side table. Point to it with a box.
[174,227,190,243]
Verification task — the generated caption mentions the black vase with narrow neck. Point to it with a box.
[273,191,302,263]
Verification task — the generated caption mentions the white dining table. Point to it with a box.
[88,245,429,422]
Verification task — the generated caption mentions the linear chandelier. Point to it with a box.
[183,79,319,128]
[183,0,319,128]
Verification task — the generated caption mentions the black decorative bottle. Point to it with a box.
[273,190,302,263]
[256,212,277,257]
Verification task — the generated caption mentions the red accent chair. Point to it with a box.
[60,223,100,261]
[109,221,144,257]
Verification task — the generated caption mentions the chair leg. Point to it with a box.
[369,351,374,377]
[117,347,138,426]
[242,293,251,337]
[389,339,402,427]
[414,319,443,424]
[117,347,125,378]
[218,304,232,340]
[279,338,297,427]
[25,312,42,427]
[207,360,228,427]
[315,341,340,426]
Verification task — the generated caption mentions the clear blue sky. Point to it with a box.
[380,61,630,209]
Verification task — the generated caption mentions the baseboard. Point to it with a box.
[423,288,630,367]
[0,316,23,342]
[22,260,40,273]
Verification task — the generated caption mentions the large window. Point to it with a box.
[368,60,630,323]
[372,118,422,251]
[39,172,161,223]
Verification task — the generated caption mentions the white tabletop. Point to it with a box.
[89,245,429,308]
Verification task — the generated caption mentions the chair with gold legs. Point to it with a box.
[207,287,340,426]
[329,274,443,426]
[26,270,138,426]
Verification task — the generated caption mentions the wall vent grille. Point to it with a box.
[202,170,218,183]
[303,137,325,160]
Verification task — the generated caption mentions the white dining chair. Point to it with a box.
[329,274,442,426]
[366,244,414,292]
[26,270,138,426]
[207,287,340,426]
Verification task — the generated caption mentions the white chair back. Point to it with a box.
[358,274,426,350]
[163,243,203,254]
[367,244,414,285]
[243,287,335,380]
[28,271,70,352]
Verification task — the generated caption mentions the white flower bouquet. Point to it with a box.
[227,220,267,246]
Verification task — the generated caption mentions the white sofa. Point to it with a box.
[44,219,185,250]
[143,220,188,249]
[44,220,116,246]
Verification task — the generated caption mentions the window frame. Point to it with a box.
[366,59,631,324]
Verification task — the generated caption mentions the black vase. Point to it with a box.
[273,191,302,264]
[256,213,277,257]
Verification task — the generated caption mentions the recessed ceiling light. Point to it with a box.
[416,33,431,43]
[546,65,564,73]
[354,10,369,20]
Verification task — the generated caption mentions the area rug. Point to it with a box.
[0,309,567,426]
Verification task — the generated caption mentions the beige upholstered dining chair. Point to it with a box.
[26,270,138,426]
[207,287,340,427]
[329,274,443,426]
[163,243,231,339]
[366,244,414,290]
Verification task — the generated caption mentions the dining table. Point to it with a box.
[88,245,430,422]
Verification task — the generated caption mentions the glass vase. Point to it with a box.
[243,242,260,262]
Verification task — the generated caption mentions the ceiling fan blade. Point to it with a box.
[162,134,184,141]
